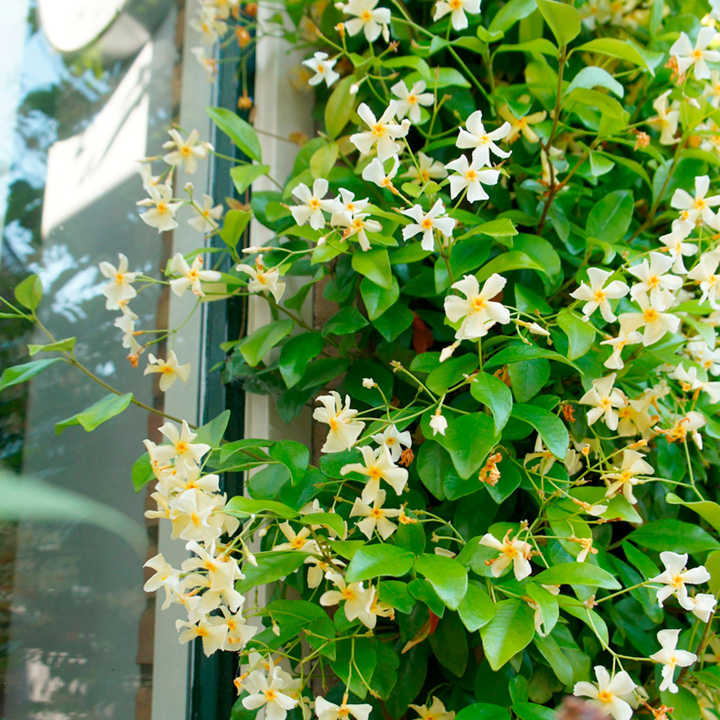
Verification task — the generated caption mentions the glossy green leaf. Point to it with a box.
[586,190,633,243]
[325,76,355,139]
[0,358,62,392]
[352,248,392,289]
[345,544,414,582]
[456,705,511,720]
[628,519,720,553]
[236,551,307,592]
[471,371,513,432]
[322,307,369,336]
[14,274,43,311]
[511,403,569,458]
[458,580,496,631]
[55,392,133,434]
[230,163,270,193]
[535,562,621,589]
[557,309,595,360]
[476,251,545,282]
[567,66,624,98]
[360,276,399,320]
[426,354,477,395]
[575,38,651,72]
[239,319,293,366]
[480,599,535,670]
[666,492,720,535]
[278,332,325,388]
[207,106,262,162]
[415,553,468,610]
[489,0,538,33]
[220,209,251,249]
[431,412,499,479]
[537,0,581,46]
[28,337,76,356]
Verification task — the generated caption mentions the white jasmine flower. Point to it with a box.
[670,27,720,80]
[627,251,682,306]
[335,210,382,251]
[573,666,636,720]
[658,411,706,449]
[650,629,697,694]
[341,0,391,42]
[703,70,720,107]
[579,373,625,431]
[236,254,286,302]
[362,377,376,389]
[143,553,181,600]
[672,364,720,403]
[177,616,228,656]
[647,90,680,145]
[350,103,410,161]
[188,194,223,232]
[480,531,532,581]
[433,0,481,30]
[169,253,222,296]
[114,307,141,354]
[409,697,455,720]
[430,410,448,436]
[144,351,191,392]
[659,221,697,274]
[601,325,643,370]
[618,294,680,346]
[319,574,376,628]
[313,391,365,453]
[99,253,138,310]
[444,273,510,340]
[242,667,298,720]
[405,152,448,182]
[154,420,211,475]
[191,7,228,44]
[456,110,511,167]
[497,105,547,143]
[328,188,371,227]
[138,183,182,232]
[273,521,319,553]
[603,449,654,504]
[303,52,340,87]
[350,489,401,539]
[687,339,720,374]
[570,267,629,322]
[390,80,434,124]
[139,163,163,195]
[671,175,720,227]
[688,249,720,307]
[163,129,211,174]
[652,551,711,609]
[362,157,399,191]
[315,696,372,720]
[341,445,408,503]
[689,592,717,622]
[371,424,411,461]
[401,200,456,251]
[445,155,500,202]
[290,178,332,230]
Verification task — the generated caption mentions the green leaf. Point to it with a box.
[207,106,262,162]
[55,393,133,434]
[269,440,310,484]
[195,410,231,448]
[325,76,356,139]
[219,209,251,250]
[360,276,399,320]
[557,309,595,360]
[431,412,499,479]
[476,251,545,282]
[489,0,538,32]
[230,164,270,193]
[532,634,574,687]
[132,452,154,491]
[345,544,414,582]
[225,496,298,519]
[28,337,76,356]
[426,354,477,395]
[332,638,377,699]
[14,274,43,311]
[458,580,496,631]
[513,702,557,720]
[511,404,569,459]
[0,358,62,393]
[278,333,325,388]
[471,372,513,432]
[486,341,579,370]
[266,599,335,657]
[459,217,518,242]
[575,38,651,72]
[236,551,307,592]
[415,553,468,610]
[456,705,511,720]
[567,66,624,98]
[495,39,559,58]
[379,580,415,613]
[586,190,633,243]
[300,512,345,537]
[239,319,293,366]
[322,307,369,336]
[310,143,339,178]
[352,249,392,289]
[480,599,535,670]
[628,519,720,553]
[536,0,581,46]
[373,303,414,342]
[666,493,720,536]
[371,641,400,698]
[535,562,621,590]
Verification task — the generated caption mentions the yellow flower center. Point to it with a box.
[421,217,434,230]
[361,9,373,21]
[341,586,357,601]
[176,440,189,454]
[265,689,278,702]
[368,465,383,480]
[371,507,384,519]
[372,123,386,137]
[465,169,477,181]
[157,202,168,215]
[471,296,487,312]
[643,308,659,322]
[597,690,613,704]
[693,49,704,61]
[593,289,606,302]
[309,197,320,210]
[407,94,417,104]
[291,536,305,549]
[672,574,685,589]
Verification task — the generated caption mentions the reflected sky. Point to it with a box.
[0,1,179,718]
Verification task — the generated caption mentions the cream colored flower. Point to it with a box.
[405,152,447,182]
[290,178,332,230]
[341,445,408,503]
[670,27,720,80]
[350,489,401,539]
[169,253,222,296]
[402,200,456,250]
[433,0,480,30]
[350,103,410,160]
[144,351,191,392]
[647,90,680,145]
[409,697,455,720]
[480,531,532,580]
[603,449,654,504]
[651,629,697,694]
[456,110,511,166]
[315,696,372,720]
[573,666,636,720]
[391,80,434,124]
[671,175,720,227]
[652,551,711,610]
[570,267,629,322]
[99,253,138,310]
[138,183,181,232]
[236,254,286,302]
[163,129,211,174]
[313,391,365,453]
[579,373,625,431]
[303,52,340,87]
[445,155,499,202]
[371,424,412,461]
[319,574,377,628]
[497,105,547,143]
[340,0,391,42]
[188,194,223,233]
[444,273,510,340]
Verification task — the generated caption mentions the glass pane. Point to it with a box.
[1,2,180,718]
